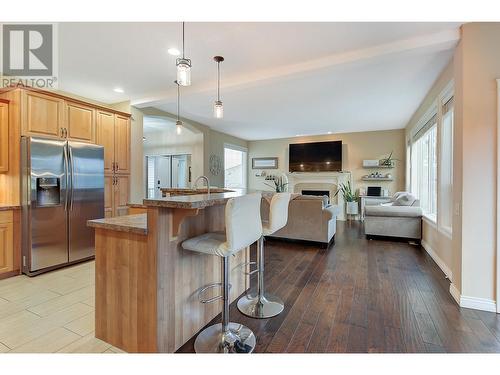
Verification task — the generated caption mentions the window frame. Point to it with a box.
[407,80,454,233]
[223,143,248,189]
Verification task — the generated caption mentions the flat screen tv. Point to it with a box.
[289,140,342,172]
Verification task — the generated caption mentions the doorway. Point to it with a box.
[146,154,192,198]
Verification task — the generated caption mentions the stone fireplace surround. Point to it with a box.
[287,172,351,220]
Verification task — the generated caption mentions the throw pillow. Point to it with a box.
[392,193,417,206]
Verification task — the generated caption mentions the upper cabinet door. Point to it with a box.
[65,101,95,143]
[96,110,115,174]
[0,101,8,173]
[22,91,64,138]
[114,114,130,174]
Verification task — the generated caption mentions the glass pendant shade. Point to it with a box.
[176,120,182,135]
[213,100,223,119]
[176,58,191,86]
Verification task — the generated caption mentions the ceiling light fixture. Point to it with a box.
[113,87,124,93]
[168,48,180,56]
[175,80,183,135]
[176,22,191,86]
[213,56,224,119]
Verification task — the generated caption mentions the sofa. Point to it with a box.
[364,192,423,240]
[261,195,340,247]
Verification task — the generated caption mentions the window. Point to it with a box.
[224,145,247,189]
[439,97,454,234]
[411,115,438,221]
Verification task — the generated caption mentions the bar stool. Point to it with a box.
[182,193,263,353]
[237,192,291,319]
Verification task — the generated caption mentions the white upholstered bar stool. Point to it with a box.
[237,192,291,319]
[182,193,263,353]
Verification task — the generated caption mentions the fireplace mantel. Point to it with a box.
[286,171,351,220]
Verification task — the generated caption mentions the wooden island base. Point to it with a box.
[91,202,250,353]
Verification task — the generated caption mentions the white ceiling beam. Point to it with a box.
[131,29,459,108]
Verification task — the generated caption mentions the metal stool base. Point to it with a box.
[194,322,256,353]
[237,292,285,319]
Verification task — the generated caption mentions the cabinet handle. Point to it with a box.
[65,128,68,138]
[60,128,64,138]
[115,162,119,171]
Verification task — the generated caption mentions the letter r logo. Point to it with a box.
[2,24,53,76]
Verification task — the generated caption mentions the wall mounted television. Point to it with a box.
[289,140,342,172]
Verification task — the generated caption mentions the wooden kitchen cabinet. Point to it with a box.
[22,90,65,138]
[114,175,130,217]
[0,211,14,275]
[114,114,130,174]
[96,110,115,174]
[65,101,95,143]
[0,100,9,173]
[103,174,130,217]
[104,175,113,218]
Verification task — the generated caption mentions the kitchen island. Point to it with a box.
[87,190,254,353]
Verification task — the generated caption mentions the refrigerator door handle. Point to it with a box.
[63,144,69,211]
[69,145,75,211]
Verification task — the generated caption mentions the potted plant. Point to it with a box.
[379,151,399,167]
[265,175,288,193]
[334,181,359,215]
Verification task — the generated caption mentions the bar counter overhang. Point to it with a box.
[87,190,260,353]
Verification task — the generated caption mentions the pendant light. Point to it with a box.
[213,56,224,119]
[175,80,182,135]
[176,22,191,86]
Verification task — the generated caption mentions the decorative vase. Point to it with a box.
[346,201,359,215]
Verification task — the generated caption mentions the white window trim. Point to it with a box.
[408,80,454,237]
[436,80,454,238]
[423,213,437,228]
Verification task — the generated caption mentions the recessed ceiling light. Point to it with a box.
[327,131,332,134]
[168,48,180,56]
[113,87,124,93]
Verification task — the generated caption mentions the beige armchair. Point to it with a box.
[261,195,339,247]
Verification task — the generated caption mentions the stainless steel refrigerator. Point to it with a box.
[21,136,104,276]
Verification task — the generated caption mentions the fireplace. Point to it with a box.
[301,190,330,197]
[286,171,351,220]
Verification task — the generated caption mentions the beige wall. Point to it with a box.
[406,23,500,308]
[404,60,454,280]
[455,23,500,302]
[247,130,406,194]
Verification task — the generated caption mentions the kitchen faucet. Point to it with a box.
[193,175,210,194]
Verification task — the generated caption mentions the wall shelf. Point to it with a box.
[361,177,394,182]
[362,165,394,169]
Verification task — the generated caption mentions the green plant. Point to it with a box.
[379,151,400,167]
[334,181,359,202]
[265,175,288,193]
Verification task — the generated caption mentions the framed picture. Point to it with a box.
[252,157,278,169]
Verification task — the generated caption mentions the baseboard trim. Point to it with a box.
[460,295,497,312]
[448,283,497,312]
[421,239,453,282]
[449,283,461,305]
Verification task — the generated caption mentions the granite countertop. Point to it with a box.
[143,189,251,209]
[0,205,21,211]
[87,214,147,235]
[143,189,300,209]
[127,203,147,209]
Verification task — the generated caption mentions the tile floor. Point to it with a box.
[0,261,124,353]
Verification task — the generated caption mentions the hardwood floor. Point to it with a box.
[178,221,500,353]
[1,221,499,353]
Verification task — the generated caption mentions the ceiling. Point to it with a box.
[57,22,461,140]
